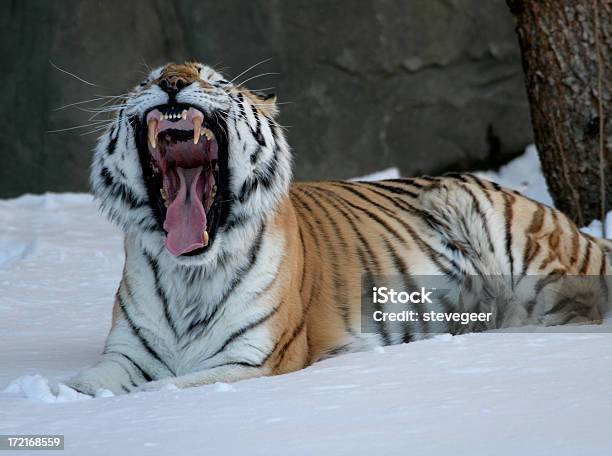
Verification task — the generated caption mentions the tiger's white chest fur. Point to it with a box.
[110,227,285,377]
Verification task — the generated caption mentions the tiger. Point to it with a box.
[66,61,612,395]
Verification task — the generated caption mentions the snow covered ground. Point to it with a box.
[1,147,611,455]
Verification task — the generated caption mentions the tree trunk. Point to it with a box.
[507,0,611,228]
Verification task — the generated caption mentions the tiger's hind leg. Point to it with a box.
[417,176,525,329]
[417,175,610,330]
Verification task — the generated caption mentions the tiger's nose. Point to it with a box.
[159,75,189,96]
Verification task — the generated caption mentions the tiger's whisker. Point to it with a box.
[49,60,98,87]
[46,121,113,134]
[235,72,279,88]
[225,58,273,86]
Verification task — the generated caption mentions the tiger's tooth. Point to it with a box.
[182,110,187,120]
[193,117,203,144]
[160,188,169,207]
[147,118,158,148]
[202,230,209,246]
[202,128,214,140]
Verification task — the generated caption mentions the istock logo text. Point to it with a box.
[372,286,435,305]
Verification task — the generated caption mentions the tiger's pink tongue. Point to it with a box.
[163,167,207,256]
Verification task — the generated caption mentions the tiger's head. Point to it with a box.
[91,61,292,268]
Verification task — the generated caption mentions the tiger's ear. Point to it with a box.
[245,89,279,118]
[257,92,278,118]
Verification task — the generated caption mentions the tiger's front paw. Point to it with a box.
[66,365,131,396]
[64,377,112,397]
[133,379,178,393]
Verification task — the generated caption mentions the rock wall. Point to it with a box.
[0,0,532,197]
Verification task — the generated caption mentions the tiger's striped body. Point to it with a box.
[291,177,611,356]
[67,62,611,395]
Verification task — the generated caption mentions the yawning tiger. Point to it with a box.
[67,62,611,394]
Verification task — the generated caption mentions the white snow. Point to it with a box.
[350,166,401,182]
[583,211,612,239]
[476,144,554,207]
[0,147,610,455]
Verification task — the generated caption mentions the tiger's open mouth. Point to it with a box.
[137,104,228,257]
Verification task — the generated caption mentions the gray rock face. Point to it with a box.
[0,0,532,197]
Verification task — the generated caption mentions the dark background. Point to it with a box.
[0,0,532,198]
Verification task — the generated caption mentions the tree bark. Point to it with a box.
[507,0,611,228]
